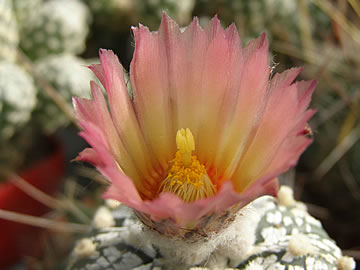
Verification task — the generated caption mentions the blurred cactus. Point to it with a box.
[0,0,19,62]
[19,0,91,60]
[0,0,93,176]
[12,0,44,30]
[0,62,37,140]
[33,54,93,133]
[194,0,330,45]
[84,0,195,30]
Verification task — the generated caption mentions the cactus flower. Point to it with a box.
[73,14,316,234]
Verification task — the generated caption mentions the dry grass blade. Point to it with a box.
[339,161,360,199]
[311,0,360,45]
[315,124,360,179]
[347,0,360,17]
[0,209,89,233]
[5,171,91,223]
[298,0,315,61]
[272,41,320,64]
[6,171,62,210]
[342,249,360,259]
[76,166,110,185]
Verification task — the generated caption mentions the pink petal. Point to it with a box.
[99,50,156,180]
[131,22,175,169]
[215,33,270,179]
[73,82,124,162]
[295,80,317,112]
[232,70,313,192]
[88,63,105,87]
[194,17,236,163]
[169,16,209,148]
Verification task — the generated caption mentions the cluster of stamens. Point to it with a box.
[159,128,216,202]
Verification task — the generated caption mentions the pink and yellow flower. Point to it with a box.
[73,14,316,232]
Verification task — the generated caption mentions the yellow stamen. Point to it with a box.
[159,128,216,202]
[176,128,195,166]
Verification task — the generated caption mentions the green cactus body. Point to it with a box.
[67,191,349,270]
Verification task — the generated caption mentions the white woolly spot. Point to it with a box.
[74,238,96,257]
[283,216,293,226]
[261,227,287,245]
[266,211,282,225]
[93,206,115,229]
[216,203,264,267]
[244,261,264,270]
[295,217,304,227]
[291,208,306,218]
[306,257,315,268]
[105,199,121,209]
[277,185,296,207]
[308,233,320,239]
[267,262,286,270]
[295,201,308,211]
[263,254,278,265]
[310,238,330,252]
[281,251,295,263]
[288,266,304,270]
[322,240,342,262]
[288,234,314,256]
[337,256,356,270]
[305,215,322,227]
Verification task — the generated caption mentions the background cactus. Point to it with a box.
[0,0,19,62]
[0,62,37,140]
[19,0,91,60]
[33,54,94,133]
[0,0,93,177]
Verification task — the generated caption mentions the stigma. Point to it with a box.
[159,128,216,202]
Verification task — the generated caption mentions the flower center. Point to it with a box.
[159,128,216,202]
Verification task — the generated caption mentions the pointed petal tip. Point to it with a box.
[310,79,318,89]
[71,96,77,106]
[211,14,221,26]
[192,16,199,24]
[259,32,269,48]
[161,10,171,21]
[227,22,237,31]
[99,48,107,55]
